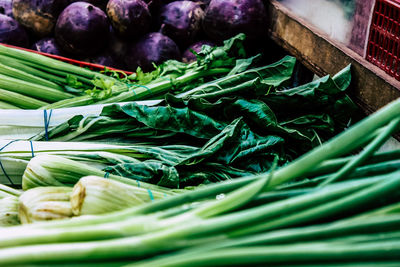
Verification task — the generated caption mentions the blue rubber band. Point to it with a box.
[104,172,110,178]
[147,189,154,201]
[160,77,176,88]
[43,109,53,141]
[0,161,12,185]
[0,140,21,185]
[0,140,35,185]
[0,140,19,151]
[29,140,34,158]
[137,180,141,188]
[160,77,173,83]
[130,84,152,94]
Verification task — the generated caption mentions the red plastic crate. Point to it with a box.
[366,0,400,80]
[0,43,133,75]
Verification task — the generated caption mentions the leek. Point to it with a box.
[71,176,170,215]
[0,184,21,198]
[18,187,73,224]
[0,196,19,227]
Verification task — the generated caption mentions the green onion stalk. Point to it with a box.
[305,149,400,178]
[0,73,74,103]
[0,88,48,109]
[0,169,397,264]
[0,61,65,91]
[130,241,400,267]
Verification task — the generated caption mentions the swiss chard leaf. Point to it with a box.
[104,160,180,188]
[32,59,358,189]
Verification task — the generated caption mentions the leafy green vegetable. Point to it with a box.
[29,62,357,188]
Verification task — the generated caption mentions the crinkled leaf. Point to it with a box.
[175,55,296,101]
[104,160,180,188]
[32,59,358,188]
[114,103,226,139]
[196,33,247,69]
[66,74,83,88]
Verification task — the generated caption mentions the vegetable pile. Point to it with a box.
[0,91,399,266]
[0,0,269,70]
[0,28,399,265]
[0,35,359,188]
[0,34,247,108]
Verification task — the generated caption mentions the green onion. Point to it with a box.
[129,242,400,267]
[319,118,400,187]
[307,149,400,177]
